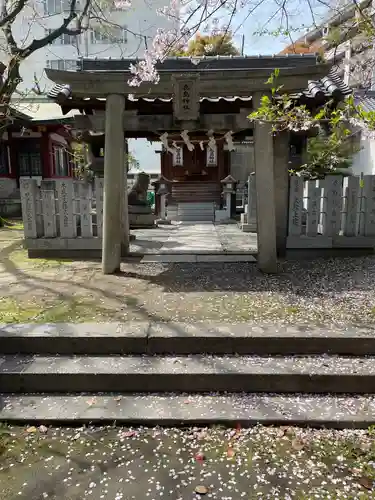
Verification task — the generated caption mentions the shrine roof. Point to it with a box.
[10,98,79,123]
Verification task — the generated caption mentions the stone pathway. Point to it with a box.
[129,223,258,256]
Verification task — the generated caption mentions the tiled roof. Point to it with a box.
[354,91,375,113]
[48,84,71,100]
[292,67,352,99]
[47,86,252,103]
[47,67,352,104]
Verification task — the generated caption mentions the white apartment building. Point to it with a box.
[6,0,178,93]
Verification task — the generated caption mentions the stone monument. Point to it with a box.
[128,172,156,229]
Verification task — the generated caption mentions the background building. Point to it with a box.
[280,0,373,89]
[3,0,178,93]
[280,0,375,175]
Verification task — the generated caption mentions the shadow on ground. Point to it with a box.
[1,233,375,326]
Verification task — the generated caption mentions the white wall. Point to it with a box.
[229,144,255,184]
[2,0,177,94]
[352,136,375,175]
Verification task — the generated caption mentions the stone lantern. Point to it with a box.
[152,174,171,224]
[221,175,238,219]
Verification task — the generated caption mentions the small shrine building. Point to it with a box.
[46,55,351,274]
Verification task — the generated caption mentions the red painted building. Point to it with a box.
[159,136,230,206]
[0,105,76,216]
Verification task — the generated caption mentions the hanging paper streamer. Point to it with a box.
[224,130,235,151]
[181,130,195,151]
[207,129,216,150]
[160,132,174,154]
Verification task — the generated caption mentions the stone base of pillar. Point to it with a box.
[156,218,172,225]
[240,222,257,232]
[121,234,135,257]
[129,213,156,229]
[240,212,257,232]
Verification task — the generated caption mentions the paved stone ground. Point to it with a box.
[0,424,374,499]
[130,224,258,254]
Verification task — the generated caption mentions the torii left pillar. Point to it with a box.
[102,93,125,274]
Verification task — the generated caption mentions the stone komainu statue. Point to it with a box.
[127,172,155,228]
[128,172,150,206]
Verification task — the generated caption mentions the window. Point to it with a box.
[90,26,128,44]
[46,29,78,45]
[0,144,9,175]
[44,0,72,14]
[53,145,70,176]
[18,140,42,177]
[46,59,77,71]
[172,147,183,166]
[206,145,217,166]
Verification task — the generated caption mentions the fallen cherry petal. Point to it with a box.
[123,430,136,438]
[39,425,48,434]
[195,485,208,495]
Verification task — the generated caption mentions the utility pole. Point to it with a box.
[241,35,245,56]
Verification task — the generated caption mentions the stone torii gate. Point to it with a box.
[46,55,335,274]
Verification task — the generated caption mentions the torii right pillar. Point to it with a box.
[252,92,278,273]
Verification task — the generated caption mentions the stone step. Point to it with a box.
[0,393,374,428]
[1,355,374,394]
[1,322,375,355]
[178,217,214,222]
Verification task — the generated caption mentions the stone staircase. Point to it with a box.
[0,322,374,427]
[177,202,215,222]
[166,202,216,222]
[171,182,221,204]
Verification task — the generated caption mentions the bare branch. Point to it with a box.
[21,0,91,58]
[0,0,28,28]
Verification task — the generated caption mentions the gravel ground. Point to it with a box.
[1,234,375,325]
[0,424,374,499]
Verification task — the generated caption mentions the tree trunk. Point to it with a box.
[0,59,22,129]
[0,58,22,107]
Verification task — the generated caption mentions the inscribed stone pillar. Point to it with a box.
[121,139,130,255]
[246,173,257,231]
[225,192,232,216]
[253,92,277,273]
[160,194,167,219]
[102,93,125,274]
[273,131,290,257]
